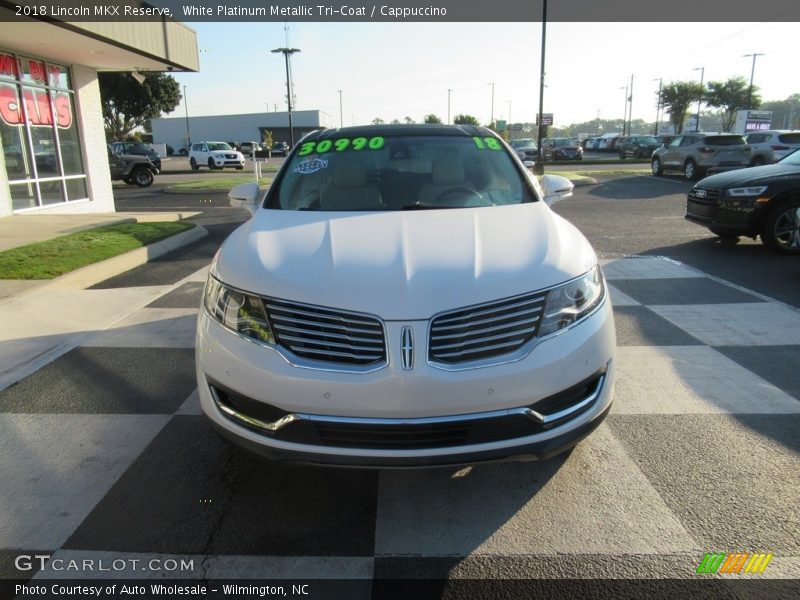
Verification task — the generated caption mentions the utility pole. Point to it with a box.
[337,90,343,128]
[271,47,301,146]
[742,53,764,108]
[620,85,628,135]
[534,0,547,175]
[653,77,662,136]
[627,73,634,136]
[447,88,452,124]
[693,66,704,132]
[487,82,495,127]
[183,85,191,149]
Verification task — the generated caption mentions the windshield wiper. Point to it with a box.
[401,203,461,210]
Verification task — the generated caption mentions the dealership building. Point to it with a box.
[0,11,199,217]
[151,110,333,152]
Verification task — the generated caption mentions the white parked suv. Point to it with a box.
[745,130,800,166]
[189,141,245,170]
[196,125,616,467]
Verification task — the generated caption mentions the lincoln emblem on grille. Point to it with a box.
[401,326,414,370]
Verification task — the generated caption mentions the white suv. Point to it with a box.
[745,130,800,166]
[197,125,616,467]
[189,141,245,170]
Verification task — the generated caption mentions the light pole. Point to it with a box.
[742,53,764,108]
[507,100,511,126]
[693,66,704,132]
[534,0,547,175]
[271,47,301,146]
[487,82,495,127]
[619,85,628,135]
[627,73,634,136]
[447,88,452,124]
[337,90,343,128]
[183,85,191,150]
[652,77,662,136]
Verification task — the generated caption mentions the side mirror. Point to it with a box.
[541,174,574,206]
[523,160,536,169]
[229,182,261,216]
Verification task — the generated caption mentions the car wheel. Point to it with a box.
[133,168,154,187]
[751,155,766,167]
[761,198,800,254]
[123,178,135,185]
[208,158,216,170]
[236,166,244,170]
[619,150,626,160]
[651,157,663,176]
[190,158,198,171]
[684,159,697,180]
[709,227,740,240]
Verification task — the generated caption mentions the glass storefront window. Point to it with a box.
[1,50,87,211]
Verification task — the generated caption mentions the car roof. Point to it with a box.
[302,124,494,142]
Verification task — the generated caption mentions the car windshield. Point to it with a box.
[552,138,573,147]
[511,139,535,148]
[638,136,658,144]
[704,135,746,146]
[208,142,232,151]
[271,134,534,211]
[778,149,800,165]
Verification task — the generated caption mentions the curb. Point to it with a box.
[2,225,208,301]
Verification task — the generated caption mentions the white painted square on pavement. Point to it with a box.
[601,257,705,280]
[374,424,697,557]
[82,308,198,348]
[607,284,641,307]
[0,414,170,549]
[612,346,800,415]
[649,303,800,346]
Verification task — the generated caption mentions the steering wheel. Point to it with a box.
[435,187,484,204]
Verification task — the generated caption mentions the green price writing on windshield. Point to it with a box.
[473,137,503,151]
[298,136,385,156]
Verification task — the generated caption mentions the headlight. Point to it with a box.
[726,186,767,197]
[204,277,275,345]
[539,266,605,337]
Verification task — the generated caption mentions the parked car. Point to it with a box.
[542,137,583,161]
[651,133,750,180]
[107,144,157,187]
[271,141,290,157]
[109,141,161,171]
[509,138,538,162]
[189,141,245,170]
[618,135,661,159]
[656,135,676,147]
[596,134,620,152]
[744,130,800,166]
[585,137,601,151]
[197,124,616,467]
[239,141,262,155]
[685,149,800,253]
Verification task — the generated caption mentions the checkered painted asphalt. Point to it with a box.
[1,256,798,586]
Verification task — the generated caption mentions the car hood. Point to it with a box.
[698,163,800,187]
[214,203,597,320]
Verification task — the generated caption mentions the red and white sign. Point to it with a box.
[0,84,72,129]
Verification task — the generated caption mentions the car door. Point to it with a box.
[661,136,683,167]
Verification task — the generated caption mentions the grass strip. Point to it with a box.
[0,221,195,280]
[169,176,272,190]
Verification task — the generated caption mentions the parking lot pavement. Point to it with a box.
[1,251,798,587]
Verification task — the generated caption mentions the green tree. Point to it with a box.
[372,117,385,125]
[453,114,479,125]
[659,81,706,134]
[390,118,401,124]
[404,116,414,124]
[705,77,762,132]
[99,72,181,141]
[423,113,442,124]
[761,94,800,129]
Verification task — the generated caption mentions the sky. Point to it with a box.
[169,21,800,129]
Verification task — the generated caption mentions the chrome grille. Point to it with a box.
[429,292,547,364]
[264,299,386,366]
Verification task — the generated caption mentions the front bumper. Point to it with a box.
[196,299,616,467]
[686,189,767,234]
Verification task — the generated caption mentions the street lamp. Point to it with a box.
[652,77,662,136]
[487,82,495,127]
[337,90,343,128]
[183,85,191,150]
[693,66,704,132]
[627,73,634,137]
[619,85,628,135]
[507,100,511,126]
[271,47,301,147]
[742,53,764,108]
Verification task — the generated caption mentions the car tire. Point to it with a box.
[190,158,198,171]
[208,158,216,170]
[133,168,154,187]
[751,155,766,167]
[651,157,663,176]
[123,178,135,185]
[761,197,800,254]
[619,150,626,160]
[236,166,244,170]
[709,227,740,240]
[684,159,697,180]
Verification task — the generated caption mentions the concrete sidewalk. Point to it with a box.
[0,211,207,389]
